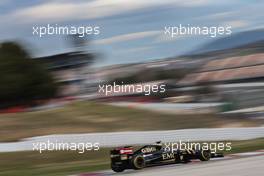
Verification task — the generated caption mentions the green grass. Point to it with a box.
[224,138,264,154]
[0,101,261,142]
[0,138,263,176]
[0,149,110,176]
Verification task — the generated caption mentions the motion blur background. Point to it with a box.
[0,0,264,176]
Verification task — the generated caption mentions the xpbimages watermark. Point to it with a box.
[164,140,232,153]
[32,24,100,37]
[164,24,232,38]
[32,140,100,153]
[98,82,166,96]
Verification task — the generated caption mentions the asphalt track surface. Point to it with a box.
[80,151,264,176]
[114,155,264,176]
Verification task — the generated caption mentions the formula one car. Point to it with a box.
[110,141,223,172]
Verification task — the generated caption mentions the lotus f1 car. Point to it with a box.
[110,141,223,172]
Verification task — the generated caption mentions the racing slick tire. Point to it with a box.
[175,153,184,163]
[198,150,211,161]
[111,163,125,172]
[131,155,146,170]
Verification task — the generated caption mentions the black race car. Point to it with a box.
[110,141,223,172]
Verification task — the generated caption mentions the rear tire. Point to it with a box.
[111,164,125,172]
[131,155,145,170]
[175,154,184,163]
[199,150,211,161]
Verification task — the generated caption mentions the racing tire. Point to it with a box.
[131,155,145,170]
[199,150,211,161]
[182,155,191,163]
[111,164,125,172]
[175,154,184,163]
